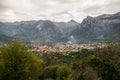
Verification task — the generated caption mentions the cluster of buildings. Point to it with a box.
[30,43,107,54]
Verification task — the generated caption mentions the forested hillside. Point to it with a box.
[0,41,120,80]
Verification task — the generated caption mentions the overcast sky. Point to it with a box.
[0,0,120,22]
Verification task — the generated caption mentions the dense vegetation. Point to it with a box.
[0,40,120,80]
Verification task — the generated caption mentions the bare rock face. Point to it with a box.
[71,12,120,43]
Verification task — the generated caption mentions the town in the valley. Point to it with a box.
[29,42,107,54]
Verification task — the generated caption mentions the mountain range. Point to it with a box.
[0,12,120,44]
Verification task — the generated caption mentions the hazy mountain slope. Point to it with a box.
[0,33,13,44]
[54,20,80,37]
[0,20,62,42]
[71,12,120,43]
[0,12,120,43]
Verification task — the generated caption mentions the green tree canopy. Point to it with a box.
[0,40,43,80]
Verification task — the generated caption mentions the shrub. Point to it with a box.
[57,64,72,80]
[40,65,58,80]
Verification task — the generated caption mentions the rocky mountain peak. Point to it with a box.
[114,12,120,16]
[97,14,112,19]
[68,19,78,23]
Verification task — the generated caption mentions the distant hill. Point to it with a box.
[0,33,12,44]
[0,12,120,43]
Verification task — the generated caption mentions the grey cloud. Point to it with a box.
[50,11,72,16]
[56,0,78,3]
[0,0,120,22]
[83,5,103,13]
[0,0,9,11]
[106,0,120,8]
